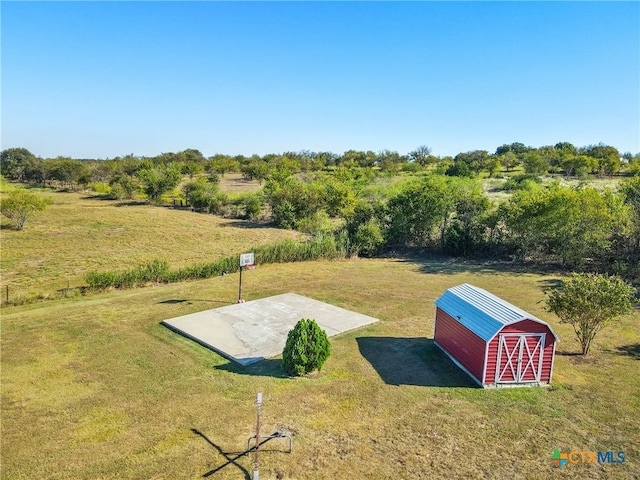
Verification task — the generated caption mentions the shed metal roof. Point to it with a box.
[435,284,558,343]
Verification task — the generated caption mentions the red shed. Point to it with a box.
[434,284,558,387]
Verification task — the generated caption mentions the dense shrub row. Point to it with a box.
[85,233,349,290]
[85,259,172,289]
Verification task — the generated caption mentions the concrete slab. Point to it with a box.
[161,293,379,365]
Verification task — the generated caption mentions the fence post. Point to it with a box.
[5,284,8,304]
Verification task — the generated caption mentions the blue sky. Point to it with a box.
[2,1,639,159]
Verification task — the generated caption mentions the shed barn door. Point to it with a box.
[496,334,545,384]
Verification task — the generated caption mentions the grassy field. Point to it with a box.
[0,187,298,302]
[1,178,639,478]
[218,172,263,193]
[2,256,639,479]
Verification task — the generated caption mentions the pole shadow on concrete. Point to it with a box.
[356,337,477,388]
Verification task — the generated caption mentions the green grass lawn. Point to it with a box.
[2,258,638,479]
[0,188,299,302]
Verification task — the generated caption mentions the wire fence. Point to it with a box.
[1,278,85,306]
[1,233,354,307]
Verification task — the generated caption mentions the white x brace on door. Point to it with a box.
[496,334,545,384]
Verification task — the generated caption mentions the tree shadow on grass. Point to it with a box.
[0,222,19,231]
[615,343,640,360]
[391,251,571,278]
[81,193,114,201]
[214,358,288,379]
[556,350,583,357]
[157,298,231,306]
[356,337,477,388]
[537,278,563,291]
[114,200,149,207]
[221,219,276,229]
[398,256,507,276]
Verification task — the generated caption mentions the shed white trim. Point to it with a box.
[435,284,559,343]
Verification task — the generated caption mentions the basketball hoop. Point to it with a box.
[240,252,254,267]
[246,264,256,271]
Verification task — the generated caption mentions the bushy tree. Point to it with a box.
[344,199,385,255]
[296,210,333,235]
[386,175,489,251]
[352,218,385,257]
[323,179,357,218]
[499,152,519,172]
[242,192,263,219]
[583,144,621,176]
[340,150,377,168]
[137,162,182,203]
[386,175,453,246]
[522,151,548,175]
[1,147,36,180]
[443,189,491,257]
[615,177,640,278]
[47,157,86,188]
[495,142,530,157]
[109,174,140,200]
[561,155,598,177]
[500,184,628,267]
[546,273,636,355]
[208,154,239,177]
[282,319,331,376]
[408,145,435,167]
[0,188,53,230]
[265,178,324,229]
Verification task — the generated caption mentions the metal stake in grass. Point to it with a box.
[246,393,293,480]
[253,392,262,480]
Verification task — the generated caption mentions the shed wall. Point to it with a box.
[434,308,486,383]
[484,319,555,384]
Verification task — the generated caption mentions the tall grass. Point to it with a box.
[85,259,171,289]
[85,233,349,290]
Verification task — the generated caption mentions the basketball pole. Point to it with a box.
[238,252,254,303]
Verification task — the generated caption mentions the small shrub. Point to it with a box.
[282,318,331,376]
[0,188,53,230]
[502,174,542,192]
[243,192,263,219]
[352,218,384,257]
[297,211,333,235]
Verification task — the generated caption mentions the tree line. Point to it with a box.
[2,143,640,282]
[2,142,639,187]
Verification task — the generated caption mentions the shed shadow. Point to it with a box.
[356,337,477,388]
